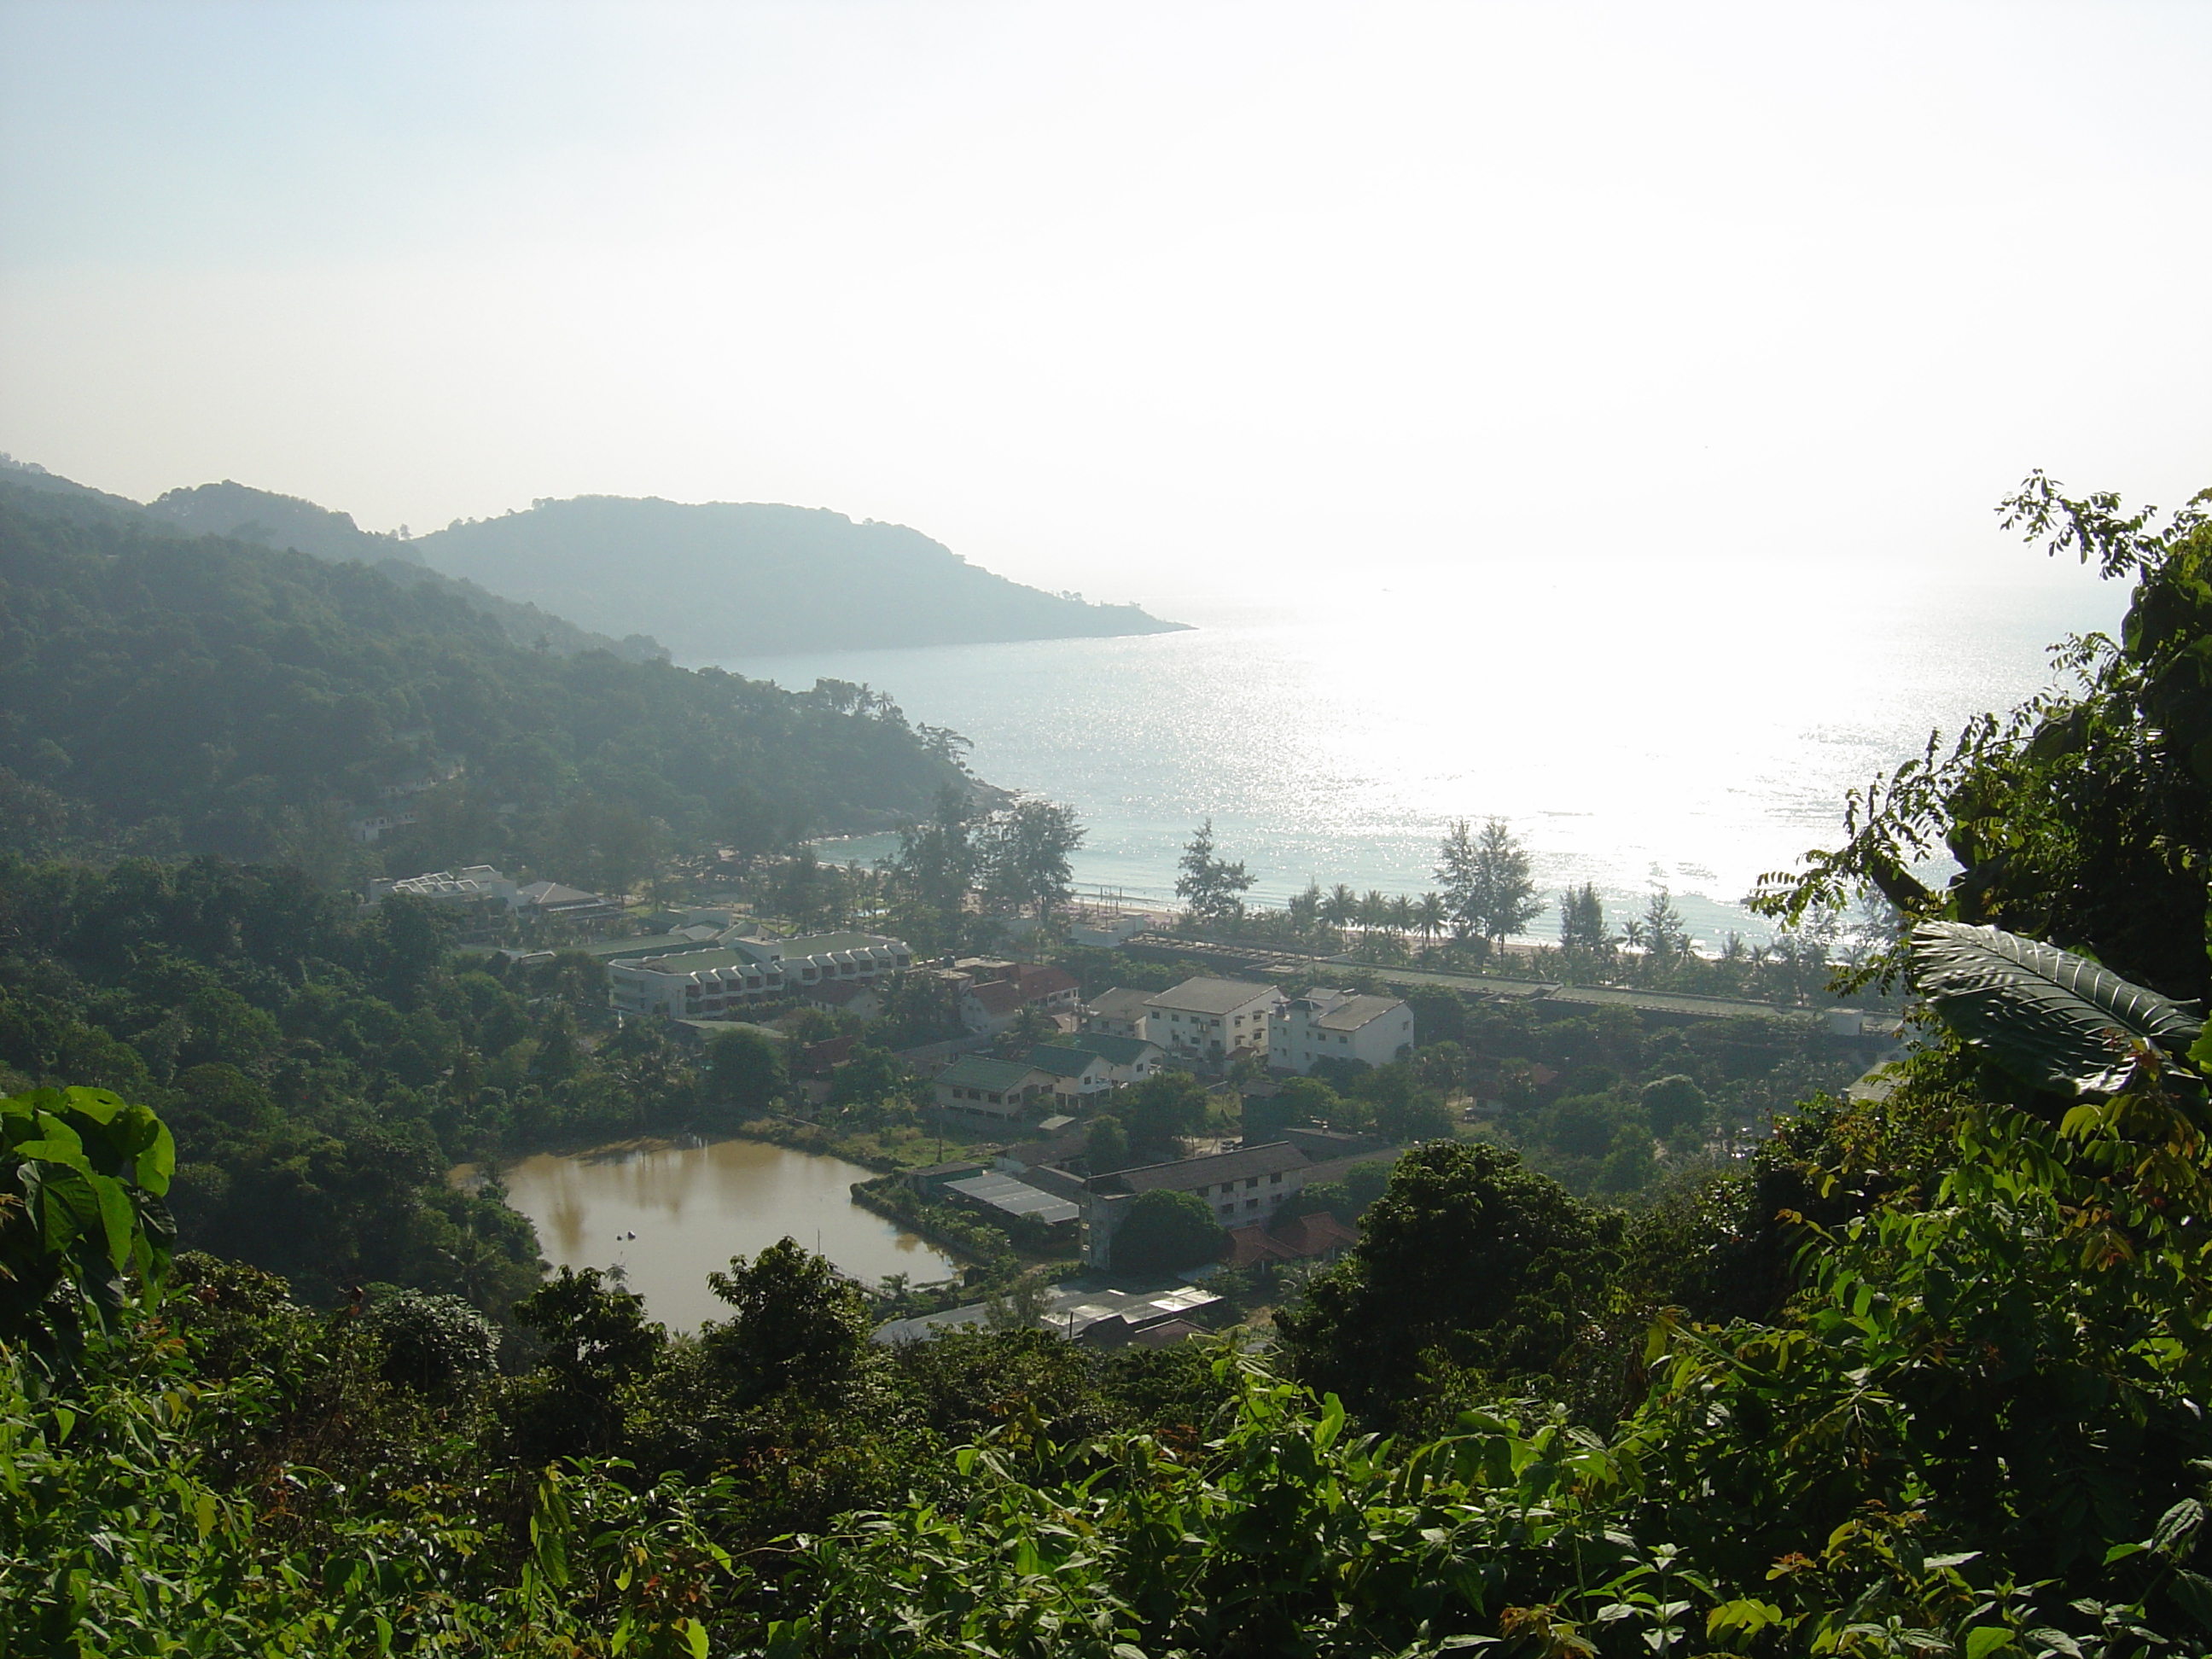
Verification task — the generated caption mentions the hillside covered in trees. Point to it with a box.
[7,472,2212,1655]
[410,493,1189,661]
[0,479,976,878]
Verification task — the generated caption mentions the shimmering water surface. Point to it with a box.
[733,567,2125,946]
[489,1138,958,1330]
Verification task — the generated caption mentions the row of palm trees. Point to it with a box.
[1299,882,1454,947]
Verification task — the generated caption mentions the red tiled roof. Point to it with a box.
[1015,965,1080,1000]
[965,980,1028,1017]
[1220,1210,1359,1269]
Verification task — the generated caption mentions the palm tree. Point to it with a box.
[1388,894,1417,942]
[1321,883,1358,934]
[1360,889,1391,939]
[1414,891,1447,950]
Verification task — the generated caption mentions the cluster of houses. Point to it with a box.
[887,1120,1394,1343]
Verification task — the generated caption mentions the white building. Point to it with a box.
[608,930,911,1018]
[1080,987,1157,1039]
[1270,989,1415,1074]
[1080,1141,1311,1267]
[933,1054,1056,1121]
[369,865,516,906]
[1141,978,1282,1063]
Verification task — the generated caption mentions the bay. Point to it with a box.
[728,564,2125,946]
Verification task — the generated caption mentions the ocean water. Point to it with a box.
[724,563,2127,946]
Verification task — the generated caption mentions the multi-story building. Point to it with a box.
[1140,978,1282,1063]
[1080,1141,1311,1268]
[607,930,911,1018]
[1269,989,1415,1074]
[1080,987,1157,1039]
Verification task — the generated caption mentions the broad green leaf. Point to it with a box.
[1963,1627,2014,1659]
[1910,921,2203,1092]
[1316,1392,1346,1451]
[2154,1497,2205,1559]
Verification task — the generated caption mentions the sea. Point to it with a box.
[721,562,2128,948]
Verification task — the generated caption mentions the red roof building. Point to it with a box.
[1220,1210,1360,1270]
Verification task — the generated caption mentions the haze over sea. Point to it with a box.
[731,564,2127,949]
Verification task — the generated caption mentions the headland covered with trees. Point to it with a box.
[8,471,2212,1654]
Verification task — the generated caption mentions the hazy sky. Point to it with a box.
[3,0,2207,610]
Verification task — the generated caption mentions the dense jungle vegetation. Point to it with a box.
[8,473,2212,1656]
[0,480,974,883]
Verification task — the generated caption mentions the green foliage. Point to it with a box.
[1115,1071,1208,1163]
[1639,1072,1708,1137]
[703,1238,874,1405]
[0,1085,175,1369]
[1111,1189,1225,1277]
[1760,474,2212,1005]
[1085,1111,1131,1173]
[1278,1140,1624,1426]
[360,1287,498,1390]
[707,1026,787,1114]
[1910,919,2203,1094]
[1175,817,1255,924]
[0,490,968,870]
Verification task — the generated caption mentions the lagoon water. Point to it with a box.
[491,1138,958,1330]
[728,564,2128,946]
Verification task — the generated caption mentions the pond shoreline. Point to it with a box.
[471,1133,963,1329]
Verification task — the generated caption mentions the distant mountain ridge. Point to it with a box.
[410,494,1190,661]
[0,459,667,663]
[0,458,1188,661]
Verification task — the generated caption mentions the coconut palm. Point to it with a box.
[1360,889,1392,938]
[1388,894,1417,941]
[1321,883,1358,933]
[1414,891,1447,950]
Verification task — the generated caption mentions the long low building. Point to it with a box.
[608,930,912,1018]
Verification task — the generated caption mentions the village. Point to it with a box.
[366,857,1896,1352]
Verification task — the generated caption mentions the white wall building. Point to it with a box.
[608,930,911,1018]
[1141,978,1282,1063]
[1269,989,1415,1074]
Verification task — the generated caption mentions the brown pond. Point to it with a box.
[480,1138,960,1330]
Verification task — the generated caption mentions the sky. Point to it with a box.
[2,0,2208,614]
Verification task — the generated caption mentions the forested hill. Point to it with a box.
[410,494,1190,661]
[0,488,975,876]
[0,463,667,662]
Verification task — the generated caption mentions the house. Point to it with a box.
[1220,1210,1360,1270]
[1026,1045,1116,1103]
[1269,989,1414,1074]
[514,879,622,924]
[1080,1141,1311,1268]
[958,964,1082,1034]
[606,928,911,1018]
[1141,978,1283,1064]
[800,979,886,1021]
[1080,987,1156,1039]
[1062,1032,1165,1086]
[933,1053,1056,1121]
